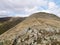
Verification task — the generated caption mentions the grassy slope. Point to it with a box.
[0,17,26,35]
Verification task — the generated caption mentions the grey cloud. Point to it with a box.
[0,0,60,17]
[0,0,47,10]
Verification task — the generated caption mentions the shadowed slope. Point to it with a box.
[0,17,26,35]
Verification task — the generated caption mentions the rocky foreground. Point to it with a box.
[12,25,60,45]
[0,25,60,45]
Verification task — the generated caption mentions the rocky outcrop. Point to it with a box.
[12,25,60,45]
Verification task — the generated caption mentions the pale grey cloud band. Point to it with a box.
[0,0,60,17]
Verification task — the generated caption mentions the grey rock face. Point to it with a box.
[12,25,60,45]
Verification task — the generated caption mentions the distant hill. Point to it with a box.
[0,17,11,23]
[0,17,26,34]
[0,12,60,45]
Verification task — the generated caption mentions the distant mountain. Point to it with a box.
[0,12,60,45]
[0,17,11,22]
[0,17,26,34]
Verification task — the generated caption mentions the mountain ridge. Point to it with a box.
[0,12,60,45]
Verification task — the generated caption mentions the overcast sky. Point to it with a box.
[0,0,60,17]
